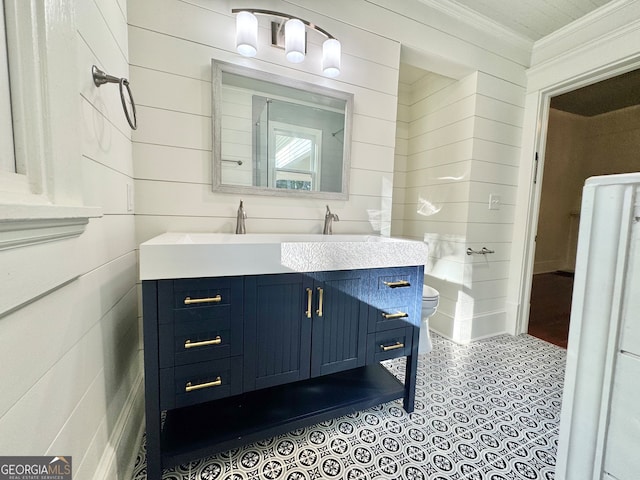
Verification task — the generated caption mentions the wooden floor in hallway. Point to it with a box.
[528,272,574,349]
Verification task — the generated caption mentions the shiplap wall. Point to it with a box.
[392,68,524,343]
[0,0,142,478]
[129,0,533,346]
[129,0,401,241]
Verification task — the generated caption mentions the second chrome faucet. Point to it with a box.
[323,205,339,234]
[236,200,247,234]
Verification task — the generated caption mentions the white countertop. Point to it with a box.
[139,233,429,280]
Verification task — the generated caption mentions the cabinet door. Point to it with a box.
[244,274,312,391]
[309,270,368,377]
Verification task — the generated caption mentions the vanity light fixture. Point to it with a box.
[235,11,258,57]
[232,9,341,77]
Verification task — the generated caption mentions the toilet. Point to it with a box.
[419,285,439,354]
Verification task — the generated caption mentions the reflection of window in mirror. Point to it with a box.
[265,120,321,191]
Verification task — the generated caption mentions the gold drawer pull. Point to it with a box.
[381,342,404,352]
[184,294,222,305]
[316,287,324,317]
[381,311,408,320]
[383,280,411,288]
[184,336,222,349]
[185,376,222,392]
[305,288,312,319]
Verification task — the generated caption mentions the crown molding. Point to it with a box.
[416,0,533,52]
[534,0,632,51]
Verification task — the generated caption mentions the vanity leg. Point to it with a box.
[142,282,163,480]
[144,398,162,480]
[403,326,419,413]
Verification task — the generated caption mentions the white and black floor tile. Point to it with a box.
[132,334,566,480]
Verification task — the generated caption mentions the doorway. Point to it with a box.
[528,69,640,347]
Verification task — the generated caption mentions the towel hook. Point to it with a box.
[91,65,137,130]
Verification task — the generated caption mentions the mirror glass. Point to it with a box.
[212,60,353,199]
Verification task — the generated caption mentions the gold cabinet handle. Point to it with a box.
[316,287,324,317]
[381,311,408,319]
[185,376,221,392]
[305,288,312,319]
[184,294,222,305]
[381,342,404,352]
[184,336,222,349]
[383,280,411,288]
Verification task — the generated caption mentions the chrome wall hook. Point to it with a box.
[91,65,137,130]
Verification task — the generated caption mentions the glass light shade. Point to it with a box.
[322,38,341,77]
[236,11,258,57]
[285,18,305,63]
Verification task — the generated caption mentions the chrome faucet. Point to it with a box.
[323,205,339,235]
[236,200,247,234]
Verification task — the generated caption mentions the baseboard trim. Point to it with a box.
[93,370,145,480]
[429,310,508,344]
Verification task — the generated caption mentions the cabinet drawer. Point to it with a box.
[157,277,243,325]
[172,277,242,310]
[369,267,419,307]
[160,356,243,409]
[368,304,419,332]
[366,327,414,363]
[159,307,242,368]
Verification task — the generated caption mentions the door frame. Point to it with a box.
[510,54,640,336]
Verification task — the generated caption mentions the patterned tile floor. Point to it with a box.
[132,333,566,480]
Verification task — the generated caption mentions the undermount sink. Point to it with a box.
[139,232,429,280]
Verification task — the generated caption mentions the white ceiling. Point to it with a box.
[419,0,613,42]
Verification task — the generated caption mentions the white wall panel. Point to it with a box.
[133,106,211,150]
[131,66,211,116]
[409,96,476,138]
[474,117,523,147]
[351,115,397,148]
[0,285,137,455]
[470,161,519,186]
[351,143,396,173]
[409,117,476,154]
[94,0,128,61]
[476,72,526,107]
[133,143,210,184]
[82,157,133,215]
[472,139,522,167]
[0,251,136,417]
[80,98,133,178]
[77,0,128,78]
[44,289,138,457]
[475,95,525,126]
[0,0,142,474]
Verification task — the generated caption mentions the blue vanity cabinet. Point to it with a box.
[243,274,313,391]
[142,266,423,480]
[243,270,369,391]
[307,270,369,377]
